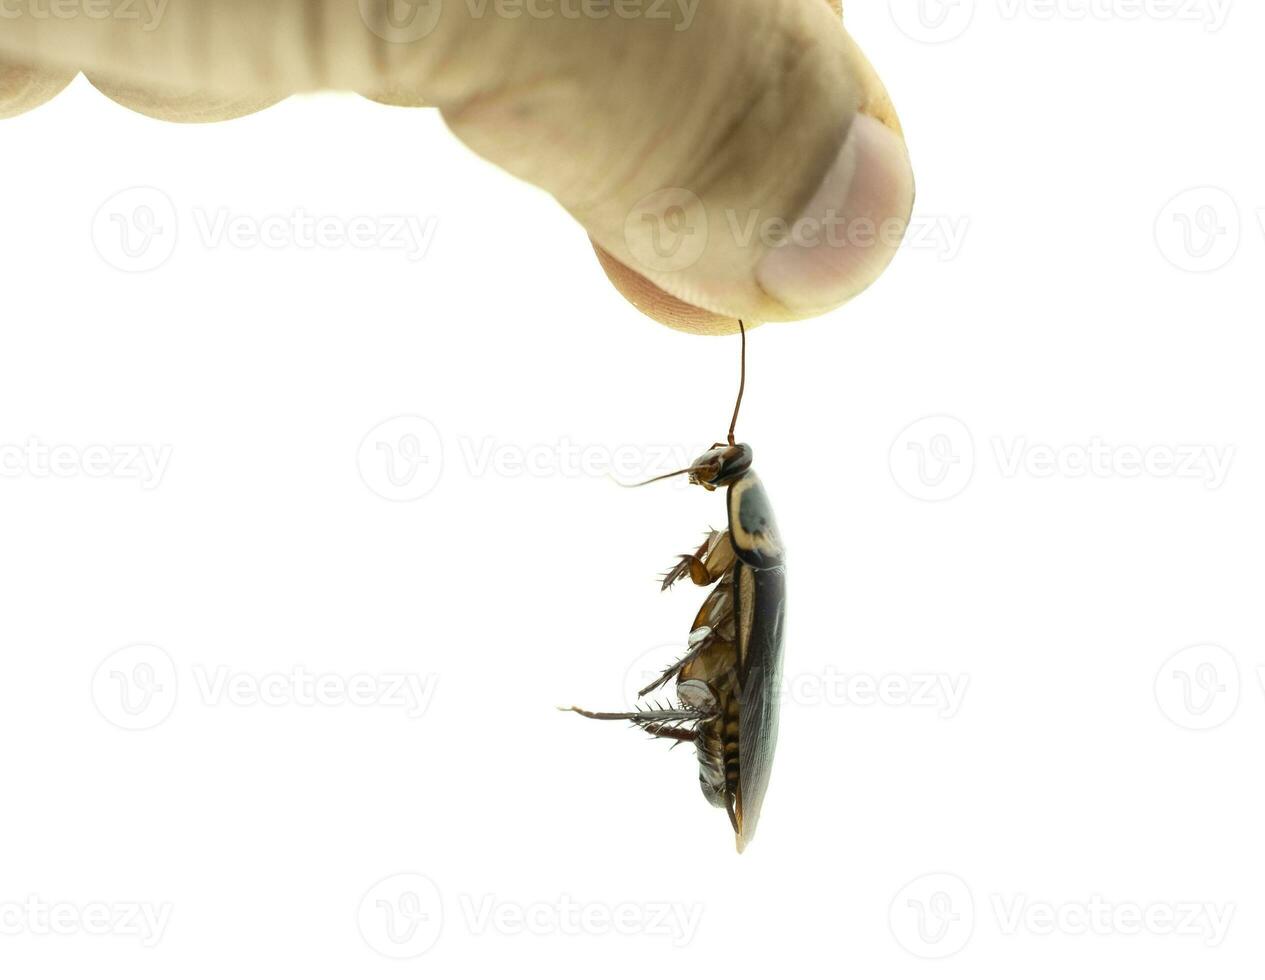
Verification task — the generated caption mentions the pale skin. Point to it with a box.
[0,0,915,332]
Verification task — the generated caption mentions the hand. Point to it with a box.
[0,0,914,333]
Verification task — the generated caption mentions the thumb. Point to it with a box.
[430,0,915,332]
[0,0,913,333]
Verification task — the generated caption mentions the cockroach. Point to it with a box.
[561,320,785,853]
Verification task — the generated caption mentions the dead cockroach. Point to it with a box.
[561,320,785,853]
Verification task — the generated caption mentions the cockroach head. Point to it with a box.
[688,443,753,491]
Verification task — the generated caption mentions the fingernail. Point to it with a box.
[756,114,915,315]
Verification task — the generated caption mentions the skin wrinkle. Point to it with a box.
[688,35,809,208]
[596,108,681,220]
[575,1,833,272]
[568,33,704,216]
[444,70,592,197]
[301,0,327,90]
[607,9,856,324]
[593,42,705,213]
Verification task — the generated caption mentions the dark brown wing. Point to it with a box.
[733,561,786,852]
[727,469,786,852]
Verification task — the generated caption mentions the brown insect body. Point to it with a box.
[563,324,786,852]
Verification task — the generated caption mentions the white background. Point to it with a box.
[2,1,1264,975]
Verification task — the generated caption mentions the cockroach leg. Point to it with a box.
[661,530,735,591]
[640,725,698,743]
[559,706,714,725]
[661,538,711,590]
[636,627,714,698]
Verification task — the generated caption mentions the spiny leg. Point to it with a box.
[661,530,734,591]
[559,706,714,728]
[637,626,715,698]
[559,706,711,746]
[641,724,698,743]
[661,535,712,591]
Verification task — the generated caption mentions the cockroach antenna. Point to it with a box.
[608,318,749,488]
[727,320,746,447]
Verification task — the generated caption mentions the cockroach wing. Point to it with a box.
[727,470,786,853]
